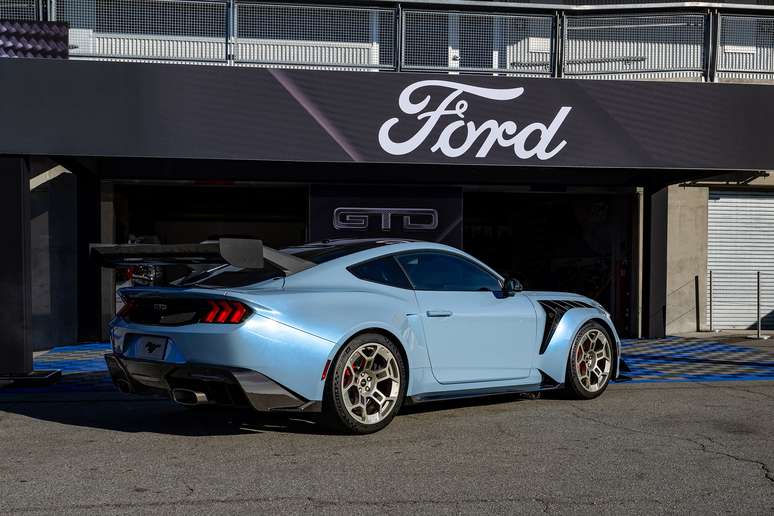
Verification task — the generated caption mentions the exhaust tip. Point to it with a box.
[172,388,209,406]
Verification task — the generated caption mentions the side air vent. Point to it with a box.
[538,300,593,355]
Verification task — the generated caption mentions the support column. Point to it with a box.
[76,168,101,341]
[648,188,669,338]
[100,182,116,339]
[640,186,653,338]
[641,185,669,338]
[0,157,32,376]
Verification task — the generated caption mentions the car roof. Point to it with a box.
[284,239,502,279]
[281,239,419,264]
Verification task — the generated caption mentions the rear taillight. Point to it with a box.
[201,300,251,324]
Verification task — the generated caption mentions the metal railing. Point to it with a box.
[564,13,706,81]
[1,0,771,82]
[234,3,395,70]
[708,270,774,333]
[717,14,774,82]
[0,0,37,20]
[56,0,229,63]
[401,10,554,76]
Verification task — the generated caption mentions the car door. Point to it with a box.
[396,252,537,384]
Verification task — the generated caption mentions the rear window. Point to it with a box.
[282,241,391,264]
[177,264,284,288]
[348,257,412,289]
[178,240,403,288]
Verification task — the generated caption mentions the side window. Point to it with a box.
[396,252,502,292]
[348,256,412,289]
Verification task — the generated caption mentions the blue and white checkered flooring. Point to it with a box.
[27,343,116,393]
[5,336,774,393]
[619,337,774,382]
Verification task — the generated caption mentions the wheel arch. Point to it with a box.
[586,317,621,378]
[346,327,411,378]
[534,308,621,384]
[329,326,410,388]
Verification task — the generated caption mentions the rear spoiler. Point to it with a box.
[90,238,314,274]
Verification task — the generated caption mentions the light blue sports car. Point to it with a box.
[95,238,621,434]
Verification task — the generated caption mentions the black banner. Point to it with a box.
[1,59,773,170]
[309,185,462,247]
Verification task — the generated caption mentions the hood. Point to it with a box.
[523,291,590,301]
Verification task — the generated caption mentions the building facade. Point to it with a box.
[2,0,774,377]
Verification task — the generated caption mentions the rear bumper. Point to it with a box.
[105,354,321,413]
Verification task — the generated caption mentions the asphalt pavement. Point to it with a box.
[1,380,773,515]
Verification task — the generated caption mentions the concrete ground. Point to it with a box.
[1,379,773,515]
[681,331,774,350]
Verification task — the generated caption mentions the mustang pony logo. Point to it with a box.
[378,80,571,160]
[145,342,161,354]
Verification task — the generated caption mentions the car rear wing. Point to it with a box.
[90,238,314,274]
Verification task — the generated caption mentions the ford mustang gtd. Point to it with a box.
[93,239,621,434]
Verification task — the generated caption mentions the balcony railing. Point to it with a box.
[563,14,707,81]
[0,0,38,20]
[401,10,555,76]
[234,3,394,70]
[2,0,771,82]
[717,14,774,82]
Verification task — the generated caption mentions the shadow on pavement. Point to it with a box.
[0,390,540,436]
[0,398,325,436]
[400,392,533,415]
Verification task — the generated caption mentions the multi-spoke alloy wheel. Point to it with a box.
[323,333,406,434]
[341,343,401,424]
[565,322,614,399]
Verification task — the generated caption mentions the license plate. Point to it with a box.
[135,336,168,361]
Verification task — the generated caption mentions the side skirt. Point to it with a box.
[406,381,563,405]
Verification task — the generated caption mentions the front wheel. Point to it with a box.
[564,322,614,399]
[322,333,406,434]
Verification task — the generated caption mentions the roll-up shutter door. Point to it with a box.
[707,190,774,330]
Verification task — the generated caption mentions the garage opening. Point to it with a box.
[105,182,641,338]
[113,183,308,248]
[464,190,639,336]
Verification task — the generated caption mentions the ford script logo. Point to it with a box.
[378,80,571,160]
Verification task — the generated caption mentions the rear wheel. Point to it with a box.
[564,322,613,399]
[322,333,406,434]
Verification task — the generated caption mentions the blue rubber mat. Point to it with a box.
[619,337,774,383]
[1,337,772,394]
[22,343,114,393]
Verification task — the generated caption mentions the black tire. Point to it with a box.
[564,321,614,400]
[322,332,407,434]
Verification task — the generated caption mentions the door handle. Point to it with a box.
[426,310,453,318]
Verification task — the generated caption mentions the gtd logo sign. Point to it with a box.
[333,207,438,231]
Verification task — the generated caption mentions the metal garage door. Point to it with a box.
[707,190,774,330]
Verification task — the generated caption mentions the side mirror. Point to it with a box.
[503,277,523,296]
